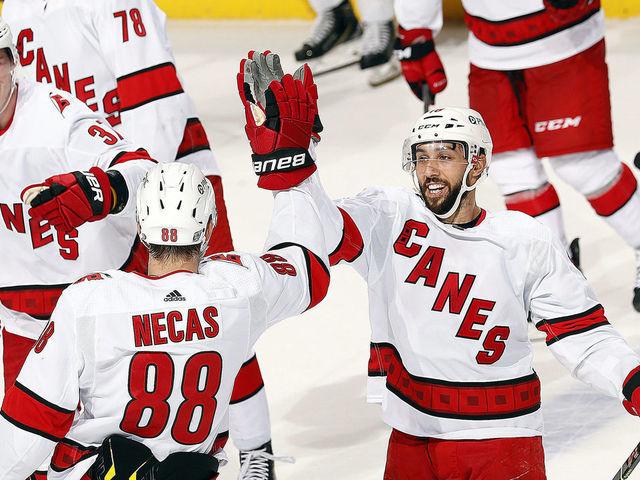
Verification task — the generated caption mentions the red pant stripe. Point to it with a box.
[230,355,265,404]
[380,344,541,419]
[177,118,212,159]
[117,62,184,112]
[1,382,74,441]
[329,207,364,266]
[464,2,600,47]
[505,183,560,217]
[588,163,638,217]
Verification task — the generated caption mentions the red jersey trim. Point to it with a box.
[1,382,74,442]
[329,207,364,266]
[117,62,184,112]
[379,343,541,420]
[588,163,638,217]
[0,284,68,318]
[369,342,392,377]
[464,3,600,47]
[505,183,560,218]
[176,118,211,160]
[230,354,265,404]
[535,304,609,345]
[109,148,155,167]
[210,430,229,454]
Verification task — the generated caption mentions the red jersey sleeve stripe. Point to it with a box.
[588,163,638,217]
[117,62,184,112]
[51,439,97,473]
[464,2,600,47]
[1,382,74,442]
[268,242,330,312]
[230,354,265,404]
[369,342,392,377]
[329,207,364,266]
[177,118,212,159]
[535,304,609,345]
[109,148,155,167]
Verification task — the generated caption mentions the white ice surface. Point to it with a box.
[171,18,640,480]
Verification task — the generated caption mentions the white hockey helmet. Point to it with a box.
[137,162,216,248]
[0,18,19,65]
[401,107,493,218]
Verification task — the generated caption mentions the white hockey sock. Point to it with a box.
[357,0,394,23]
[230,387,272,451]
[309,0,343,13]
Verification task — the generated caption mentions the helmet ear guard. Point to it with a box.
[401,107,493,219]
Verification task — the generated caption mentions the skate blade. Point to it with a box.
[367,58,401,87]
[304,38,361,77]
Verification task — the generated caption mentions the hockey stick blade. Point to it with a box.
[634,152,640,170]
[612,440,640,480]
[313,58,359,77]
[422,84,433,114]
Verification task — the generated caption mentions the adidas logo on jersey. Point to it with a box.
[164,290,185,302]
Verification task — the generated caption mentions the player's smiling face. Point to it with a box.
[414,142,468,215]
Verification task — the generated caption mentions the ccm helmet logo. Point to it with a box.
[468,115,485,126]
[254,153,306,174]
[534,116,582,133]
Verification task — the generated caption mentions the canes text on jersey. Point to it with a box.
[132,306,220,347]
[393,219,509,365]
[16,29,121,126]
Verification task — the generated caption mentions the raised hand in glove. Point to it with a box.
[240,50,323,141]
[238,54,319,190]
[21,167,128,233]
[394,27,447,104]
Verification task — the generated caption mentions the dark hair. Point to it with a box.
[147,243,201,263]
[1,47,14,64]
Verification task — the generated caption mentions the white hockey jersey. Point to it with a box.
[3,0,219,174]
[0,186,330,479]
[0,79,152,339]
[304,174,640,439]
[394,0,605,70]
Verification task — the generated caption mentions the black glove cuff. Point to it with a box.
[394,39,435,61]
[252,148,314,176]
[623,369,640,402]
[546,0,580,8]
[74,171,106,216]
[106,170,129,214]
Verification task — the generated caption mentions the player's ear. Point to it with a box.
[204,217,215,243]
[469,155,487,185]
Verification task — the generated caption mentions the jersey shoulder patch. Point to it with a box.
[208,253,245,267]
[49,92,72,114]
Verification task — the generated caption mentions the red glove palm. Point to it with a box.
[238,60,318,190]
[22,167,114,232]
[395,27,447,104]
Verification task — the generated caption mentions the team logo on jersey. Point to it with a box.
[164,290,185,302]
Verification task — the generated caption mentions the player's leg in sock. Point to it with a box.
[491,148,571,255]
[295,0,360,61]
[548,149,640,309]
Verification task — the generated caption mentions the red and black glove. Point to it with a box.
[22,167,128,232]
[394,27,447,104]
[238,59,318,190]
[623,366,640,416]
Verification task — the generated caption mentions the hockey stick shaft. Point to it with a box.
[313,58,359,77]
[422,84,433,113]
[612,440,640,479]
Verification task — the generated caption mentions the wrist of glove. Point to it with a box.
[544,0,580,8]
[22,166,128,232]
[395,27,447,102]
[238,54,319,190]
[622,366,640,416]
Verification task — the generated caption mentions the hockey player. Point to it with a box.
[239,55,640,478]
[0,154,330,479]
[2,1,278,472]
[0,18,153,396]
[295,0,400,85]
[394,0,640,310]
